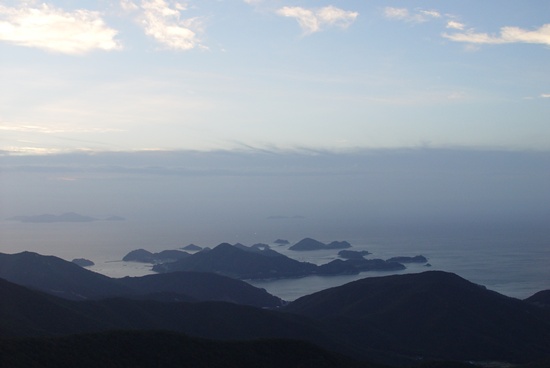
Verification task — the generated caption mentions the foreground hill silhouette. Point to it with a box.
[0,331,375,368]
[1,249,549,365]
[116,272,282,307]
[0,277,354,359]
[526,290,550,308]
[0,278,107,336]
[0,251,282,307]
[1,267,550,365]
[283,271,550,363]
[0,252,132,300]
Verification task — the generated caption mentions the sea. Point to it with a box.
[1,219,549,302]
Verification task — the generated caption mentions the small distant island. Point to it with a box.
[8,212,97,223]
[289,238,352,251]
[182,244,202,251]
[7,212,125,223]
[274,239,290,245]
[123,249,190,264]
[71,258,95,267]
[338,250,371,259]
[386,255,428,264]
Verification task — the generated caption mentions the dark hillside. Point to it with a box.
[2,264,549,366]
[0,251,283,308]
[0,278,349,359]
[115,271,283,307]
[525,290,550,308]
[0,252,132,300]
[0,278,108,336]
[283,271,550,363]
[0,330,378,368]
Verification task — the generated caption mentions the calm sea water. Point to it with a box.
[1,219,548,301]
[249,234,550,301]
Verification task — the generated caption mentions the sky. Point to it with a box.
[0,0,549,154]
[1,1,550,261]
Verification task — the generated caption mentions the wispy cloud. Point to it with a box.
[0,124,123,134]
[446,20,465,30]
[123,0,205,50]
[541,94,550,98]
[276,5,358,35]
[419,10,441,19]
[1,146,69,156]
[383,6,550,49]
[443,24,550,46]
[0,3,120,54]
[384,7,440,23]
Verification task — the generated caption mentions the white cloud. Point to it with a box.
[127,0,205,50]
[541,94,550,98]
[420,10,441,19]
[446,20,465,30]
[276,5,358,35]
[0,3,121,54]
[277,7,318,34]
[384,7,440,23]
[317,6,359,27]
[443,24,550,46]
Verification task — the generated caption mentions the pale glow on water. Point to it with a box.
[88,260,156,278]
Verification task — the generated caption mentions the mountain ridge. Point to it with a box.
[283,271,550,363]
[0,251,282,307]
[1,250,549,365]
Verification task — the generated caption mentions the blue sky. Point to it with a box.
[1,0,549,154]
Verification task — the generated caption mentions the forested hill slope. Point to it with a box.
[283,271,550,363]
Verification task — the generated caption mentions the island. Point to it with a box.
[182,244,202,251]
[386,255,428,264]
[338,250,371,259]
[289,238,352,251]
[7,212,125,223]
[123,249,190,264]
[7,212,97,223]
[71,258,95,267]
[152,243,404,279]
